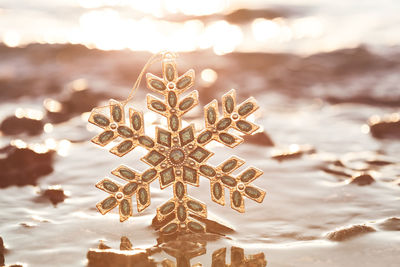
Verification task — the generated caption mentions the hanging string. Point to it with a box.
[123,51,171,105]
[92,51,177,111]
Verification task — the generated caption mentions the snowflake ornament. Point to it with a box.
[89,52,266,235]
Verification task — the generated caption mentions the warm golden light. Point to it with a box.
[78,0,117,9]
[201,68,218,85]
[44,123,54,133]
[57,139,72,156]
[70,78,89,91]
[3,30,21,47]
[0,0,397,56]
[289,144,300,153]
[10,139,27,149]
[75,7,243,54]
[79,9,127,51]
[361,124,370,134]
[201,20,243,55]
[43,98,62,113]
[369,115,381,124]
[45,138,58,150]
[10,137,72,156]
[252,18,281,42]
[30,143,50,154]
[291,17,324,39]
[15,108,44,120]
[252,17,292,43]
[78,0,229,16]
[165,0,228,16]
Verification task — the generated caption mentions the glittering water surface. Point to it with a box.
[0,46,399,266]
[1,0,400,54]
[0,0,400,266]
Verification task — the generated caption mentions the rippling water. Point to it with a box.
[0,1,400,266]
[0,45,399,266]
[1,0,400,54]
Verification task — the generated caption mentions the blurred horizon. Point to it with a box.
[1,0,400,55]
[1,1,400,267]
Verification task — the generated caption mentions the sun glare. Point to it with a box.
[165,0,228,16]
[43,99,62,113]
[75,5,243,55]
[3,30,21,47]
[201,68,218,85]
[0,0,325,55]
[77,0,228,17]
[252,18,281,42]
[201,20,243,55]
[15,108,44,120]
[252,18,292,43]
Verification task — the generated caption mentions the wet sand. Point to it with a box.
[0,44,399,266]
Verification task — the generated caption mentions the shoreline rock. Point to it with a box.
[369,113,400,139]
[37,187,67,206]
[0,116,44,136]
[326,224,376,241]
[0,145,54,188]
[349,173,375,186]
[377,217,400,231]
[244,131,274,147]
[1,237,4,266]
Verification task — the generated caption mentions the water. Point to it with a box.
[1,0,400,54]
[0,1,400,266]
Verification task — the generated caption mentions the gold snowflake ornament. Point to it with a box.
[89,52,266,235]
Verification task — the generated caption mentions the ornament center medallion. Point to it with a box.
[169,148,186,165]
